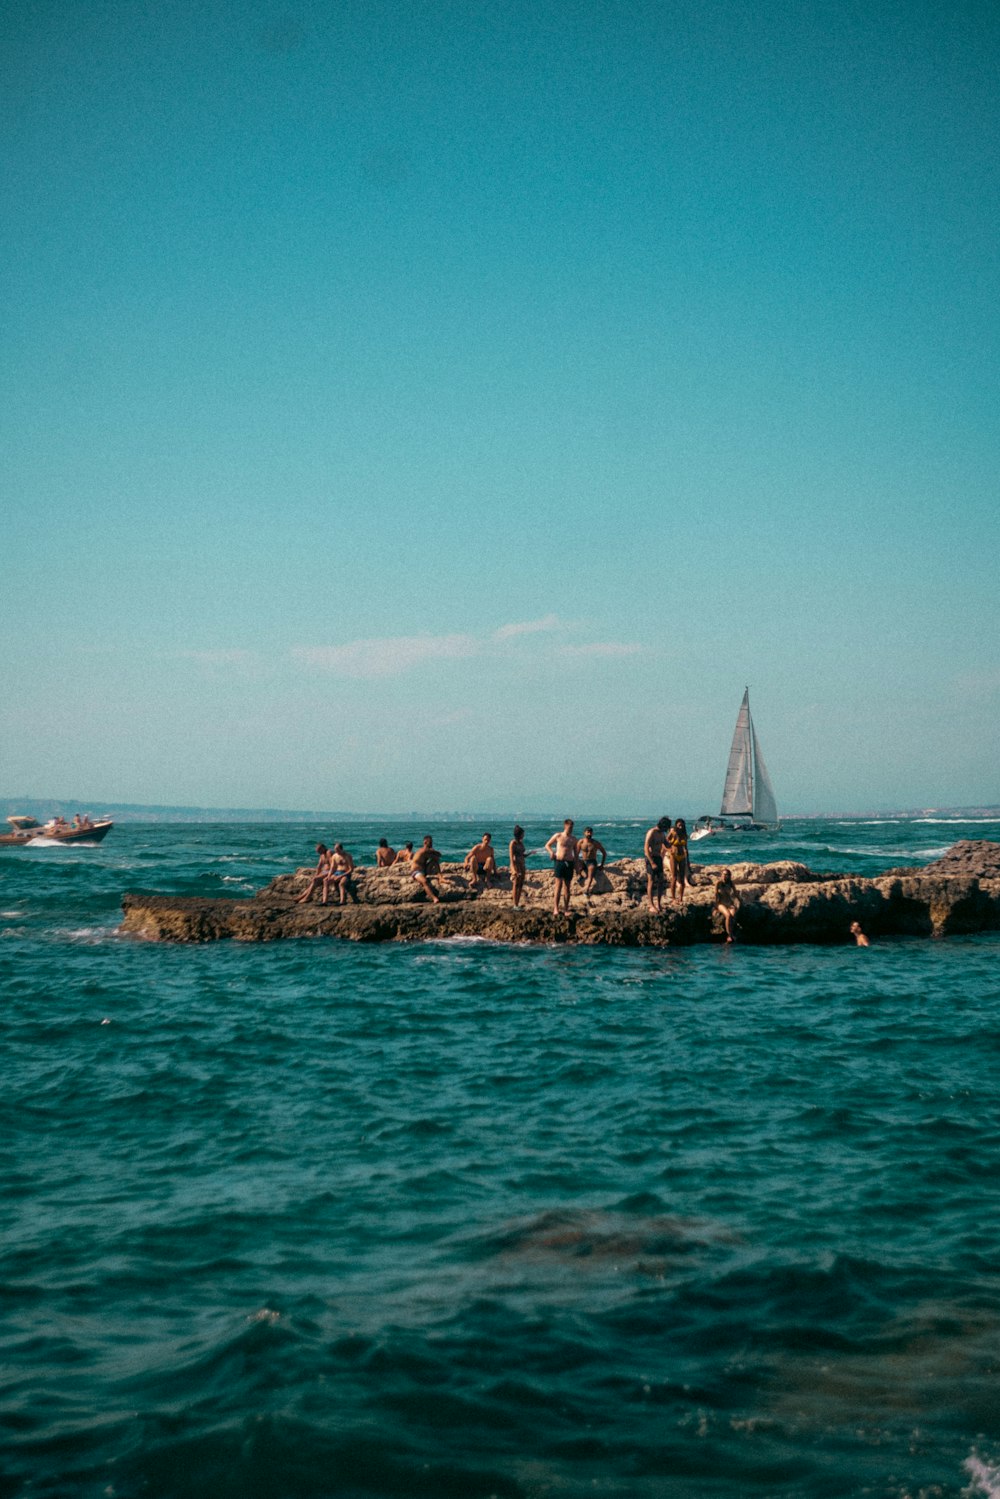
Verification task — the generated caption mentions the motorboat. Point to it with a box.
[0,815,114,846]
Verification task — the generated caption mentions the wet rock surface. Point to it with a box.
[119,845,1000,946]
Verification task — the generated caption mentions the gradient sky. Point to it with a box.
[3,0,998,814]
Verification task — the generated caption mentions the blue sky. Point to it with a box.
[3,0,998,813]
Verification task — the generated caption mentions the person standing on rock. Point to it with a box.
[545,819,579,915]
[296,844,332,905]
[643,818,670,913]
[509,825,527,907]
[714,869,740,943]
[577,827,606,894]
[412,835,443,904]
[667,818,690,904]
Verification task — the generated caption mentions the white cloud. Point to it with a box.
[291,623,644,678]
[558,642,643,659]
[291,634,478,678]
[493,613,562,641]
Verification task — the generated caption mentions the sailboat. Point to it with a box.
[691,689,779,839]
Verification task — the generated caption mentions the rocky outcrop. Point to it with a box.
[921,839,1000,880]
[119,845,1000,946]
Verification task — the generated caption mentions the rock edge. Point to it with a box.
[119,843,1000,946]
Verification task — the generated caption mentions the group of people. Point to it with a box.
[294,819,737,935]
[294,823,872,945]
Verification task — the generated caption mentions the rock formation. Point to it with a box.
[119,844,1000,946]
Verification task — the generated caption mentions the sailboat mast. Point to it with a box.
[744,687,754,820]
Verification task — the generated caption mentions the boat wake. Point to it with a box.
[25,835,103,848]
[966,1455,1000,1498]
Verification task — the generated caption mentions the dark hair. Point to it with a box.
[404,841,413,851]
[513,825,524,839]
[378,838,388,848]
[483,832,491,840]
[657,816,670,832]
[675,818,687,833]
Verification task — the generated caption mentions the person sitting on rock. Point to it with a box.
[412,836,443,903]
[714,869,740,943]
[296,844,332,905]
[327,843,358,905]
[464,833,498,890]
[393,842,414,864]
[375,838,396,867]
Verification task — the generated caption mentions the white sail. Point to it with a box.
[720,692,753,816]
[751,728,778,825]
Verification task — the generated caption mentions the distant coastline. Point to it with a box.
[4,797,999,825]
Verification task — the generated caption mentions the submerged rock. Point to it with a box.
[119,845,1000,946]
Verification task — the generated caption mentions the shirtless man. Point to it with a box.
[375,838,396,867]
[643,817,671,913]
[850,921,870,947]
[509,825,527,907]
[464,832,498,890]
[327,843,358,905]
[544,819,579,915]
[714,868,740,943]
[577,827,607,894]
[296,843,332,904]
[412,835,442,903]
[393,842,414,864]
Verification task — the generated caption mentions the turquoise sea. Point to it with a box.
[3,817,1000,1499]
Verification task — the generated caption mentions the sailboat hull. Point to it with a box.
[691,816,776,840]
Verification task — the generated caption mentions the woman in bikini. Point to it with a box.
[296,844,332,905]
[667,818,690,903]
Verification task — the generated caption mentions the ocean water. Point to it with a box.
[3,817,1000,1499]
